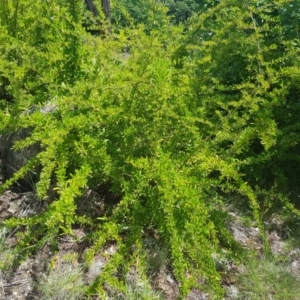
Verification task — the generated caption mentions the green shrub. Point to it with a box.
[0,0,300,299]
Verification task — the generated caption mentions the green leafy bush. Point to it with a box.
[0,0,300,299]
[175,0,300,214]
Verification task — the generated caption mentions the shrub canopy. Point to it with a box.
[0,0,300,298]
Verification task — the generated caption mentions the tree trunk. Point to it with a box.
[85,0,98,16]
[84,0,110,21]
[101,0,111,23]
[84,0,111,34]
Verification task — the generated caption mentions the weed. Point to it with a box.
[37,255,85,300]
[235,256,300,300]
[146,242,169,277]
[113,282,163,300]
[0,227,15,272]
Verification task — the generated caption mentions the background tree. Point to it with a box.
[112,0,168,30]
[166,0,203,24]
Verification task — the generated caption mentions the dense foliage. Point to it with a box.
[112,0,207,27]
[0,0,299,298]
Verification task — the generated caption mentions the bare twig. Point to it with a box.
[3,279,29,288]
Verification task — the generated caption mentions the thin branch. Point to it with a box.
[3,280,29,288]
[247,3,262,74]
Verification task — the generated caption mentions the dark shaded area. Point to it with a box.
[83,0,111,35]
[76,182,121,219]
[0,76,13,103]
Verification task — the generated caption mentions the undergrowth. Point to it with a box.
[37,254,85,300]
[236,255,300,300]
